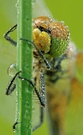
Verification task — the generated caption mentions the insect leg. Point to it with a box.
[6,71,21,95]
[32,106,44,131]
[13,107,44,132]
[4,24,17,46]
[6,71,45,131]
[13,121,21,131]
[6,70,45,106]
[13,121,18,130]
[20,38,51,69]
[18,75,45,107]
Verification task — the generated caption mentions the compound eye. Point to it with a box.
[49,21,70,57]
[33,16,52,28]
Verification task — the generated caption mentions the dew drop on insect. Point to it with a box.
[61,21,64,25]
[7,64,16,77]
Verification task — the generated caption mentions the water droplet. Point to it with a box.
[61,21,64,24]
[7,64,16,77]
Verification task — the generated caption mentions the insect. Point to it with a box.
[4,16,83,135]
[4,15,69,130]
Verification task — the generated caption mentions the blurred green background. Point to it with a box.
[0,0,83,135]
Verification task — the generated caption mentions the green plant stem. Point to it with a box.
[16,0,32,135]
